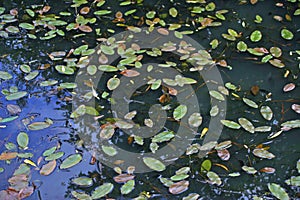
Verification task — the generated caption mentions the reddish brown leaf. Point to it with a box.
[80,7,90,15]
[120,69,140,77]
[40,160,56,176]
[0,152,17,160]
[169,180,189,195]
[113,174,135,183]
[250,85,260,96]
[283,83,295,92]
[157,28,169,35]
[10,9,18,16]
[259,167,275,174]
[79,25,93,33]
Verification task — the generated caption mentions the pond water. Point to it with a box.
[0,0,299,199]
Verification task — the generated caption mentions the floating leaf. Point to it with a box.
[210,105,219,117]
[0,71,12,80]
[169,180,189,195]
[19,23,35,30]
[238,118,255,133]
[268,183,289,200]
[55,65,74,75]
[59,82,77,89]
[121,180,135,195]
[120,69,140,77]
[217,149,230,161]
[285,176,300,187]
[259,167,275,174]
[5,26,19,33]
[143,157,166,172]
[24,70,39,81]
[43,146,57,157]
[71,191,92,200]
[72,177,93,187]
[283,83,295,92]
[40,160,56,176]
[173,105,187,120]
[60,154,82,169]
[242,97,258,108]
[40,80,58,87]
[281,120,300,129]
[107,77,120,90]
[0,116,18,123]
[221,120,241,129]
[102,145,117,156]
[169,7,178,17]
[91,183,114,199]
[201,159,212,172]
[255,126,271,132]
[100,124,115,139]
[291,104,300,114]
[270,47,282,58]
[209,90,225,101]
[242,166,257,174]
[17,132,29,148]
[188,112,202,127]
[207,171,222,186]
[250,30,262,42]
[28,121,51,130]
[144,119,153,127]
[269,59,285,68]
[45,152,64,161]
[260,106,273,120]
[182,193,200,200]
[113,174,135,183]
[152,131,174,143]
[6,91,27,100]
[0,152,17,160]
[170,174,189,181]
[281,28,294,40]
[253,148,275,159]
[94,10,112,16]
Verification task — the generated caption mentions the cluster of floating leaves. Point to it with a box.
[0,0,299,199]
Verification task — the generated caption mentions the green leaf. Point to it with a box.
[152,131,174,143]
[173,105,188,120]
[87,65,97,75]
[281,28,294,40]
[221,119,241,129]
[72,177,93,187]
[0,71,13,80]
[40,80,58,86]
[91,183,114,199]
[17,132,29,148]
[169,7,178,17]
[188,112,203,128]
[121,180,135,195]
[201,159,212,172]
[207,171,222,186]
[24,70,39,81]
[43,146,57,157]
[268,183,289,200]
[71,191,92,200]
[209,90,225,101]
[102,145,117,156]
[60,154,82,169]
[253,148,275,159]
[260,106,273,121]
[237,41,247,52]
[242,166,257,174]
[19,23,35,30]
[98,65,118,72]
[55,65,74,75]
[242,97,258,108]
[281,119,300,129]
[250,30,262,42]
[28,121,51,130]
[107,77,120,90]
[59,82,77,89]
[238,118,255,133]
[143,157,166,172]
[0,116,18,123]
[6,91,27,100]
[94,10,112,16]
[45,152,64,161]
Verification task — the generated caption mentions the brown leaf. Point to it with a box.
[120,69,140,77]
[10,9,18,16]
[80,7,90,15]
[0,152,17,160]
[113,174,135,183]
[283,83,295,92]
[168,87,178,96]
[40,160,57,176]
[250,0,258,5]
[250,85,260,96]
[201,18,213,27]
[7,104,21,115]
[169,180,189,195]
[79,25,93,33]
[157,28,169,35]
[259,167,275,174]
[253,47,268,54]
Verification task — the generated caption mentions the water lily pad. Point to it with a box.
[152,131,174,143]
[40,160,56,176]
[260,106,273,120]
[238,118,255,133]
[242,97,258,108]
[121,180,135,195]
[0,71,13,80]
[91,183,114,199]
[281,28,294,40]
[253,148,275,159]
[17,132,29,149]
[173,105,187,120]
[6,91,27,101]
[72,177,93,187]
[220,120,241,129]
[207,171,222,186]
[60,154,82,169]
[250,30,262,42]
[188,112,203,127]
[268,183,289,200]
[0,152,17,160]
[143,157,166,172]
